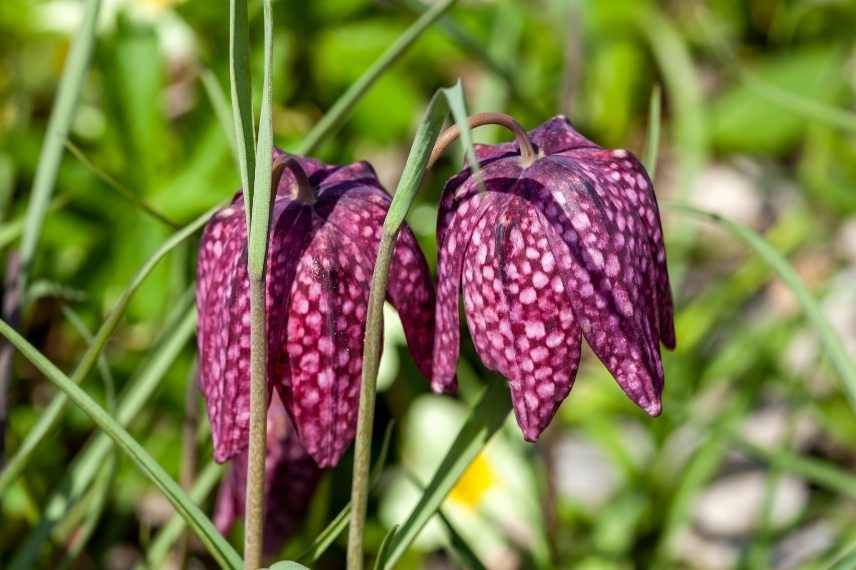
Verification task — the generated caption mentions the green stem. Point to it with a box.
[0,206,218,495]
[0,318,242,569]
[295,0,457,156]
[347,233,395,570]
[245,277,269,569]
[242,0,275,564]
[346,83,468,569]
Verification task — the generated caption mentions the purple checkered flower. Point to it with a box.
[196,150,435,468]
[432,116,675,441]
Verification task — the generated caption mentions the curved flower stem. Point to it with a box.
[428,111,536,168]
[347,88,455,570]
[243,0,276,561]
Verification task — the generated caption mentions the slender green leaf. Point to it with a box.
[137,461,225,570]
[436,509,487,570]
[18,0,101,287]
[55,306,118,568]
[380,380,512,569]
[670,204,856,411]
[0,196,70,250]
[0,206,219,495]
[298,422,395,564]
[269,562,311,570]
[440,81,479,179]
[644,85,662,178]
[403,471,486,570]
[200,68,240,168]
[0,319,242,569]
[731,432,856,498]
[246,0,275,280]
[9,301,197,569]
[229,0,256,228]
[295,0,458,155]
[373,525,398,570]
[64,141,179,229]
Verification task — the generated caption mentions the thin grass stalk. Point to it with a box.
[137,461,225,570]
[295,0,457,155]
[0,319,242,569]
[0,0,102,461]
[8,298,196,570]
[229,0,256,229]
[177,364,201,567]
[346,91,451,570]
[64,141,179,229]
[0,206,219,495]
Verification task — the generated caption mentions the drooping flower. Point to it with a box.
[197,149,436,468]
[214,393,321,556]
[433,116,675,441]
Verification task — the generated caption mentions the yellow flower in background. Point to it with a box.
[380,395,549,568]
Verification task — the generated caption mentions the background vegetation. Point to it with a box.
[1,0,855,568]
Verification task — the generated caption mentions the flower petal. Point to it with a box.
[433,176,495,393]
[316,184,438,382]
[198,197,309,463]
[462,192,582,440]
[528,156,665,415]
[197,202,251,463]
[565,149,676,348]
[279,227,371,468]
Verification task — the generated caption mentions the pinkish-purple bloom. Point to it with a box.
[433,116,676,441]
[214,393,321,556]
[197,150,435,468]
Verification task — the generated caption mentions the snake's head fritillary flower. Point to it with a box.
[214,393,320,556]
[433,116,675,441]
[197,149,436,468]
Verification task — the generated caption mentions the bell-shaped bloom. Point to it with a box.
[433,116,675,441]
[197,150,436,468]
[214,393,321,556]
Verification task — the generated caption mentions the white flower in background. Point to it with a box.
[39,0,195,62]
[692,163,762,228]
[380,395,548,568]
[376,303,407,392]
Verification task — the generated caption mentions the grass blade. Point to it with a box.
[18,0,101,285]
[0,317,242,569]
[644,85,662,178]
[64,141,179,229]
[229,0,256,228]
[0,206,219,495]
[0,196,70,250]
[9,300,196,569]
[373,525,398,570]
[137,461,225,570]
[200,68,240,168]
[380,380,512,569]
[670,204,856,411]
[298,422,394,564]
[295,0,458,155]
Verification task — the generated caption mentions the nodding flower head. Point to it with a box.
[432,116,675,441]
[196,149,436,468]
